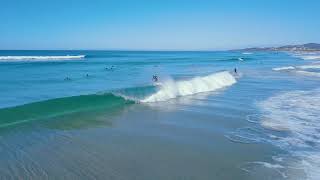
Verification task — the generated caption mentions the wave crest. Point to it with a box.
[141,71,236,103]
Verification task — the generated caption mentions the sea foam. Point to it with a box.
[141,71,236,103]
[273,64,320,77]
[299,55,320,60]
[294,53,320,60]
[258,89,320,179]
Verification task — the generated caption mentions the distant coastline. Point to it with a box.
[233,43,320,52]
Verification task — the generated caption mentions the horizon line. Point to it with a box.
[0,42,318,52]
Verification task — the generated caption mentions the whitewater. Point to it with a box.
[141,71,237,102]
[0,55,85,61]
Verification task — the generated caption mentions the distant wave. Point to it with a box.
[273,64,320,77]
[0,55,86,61]
[141,71,237,102]
[226,57,249,61]
[299,64,320,69]
[274,64,320,71]
[272,66,295,71]
[299,55,320,60]
[294,70,320,77]
[294,53,320,60]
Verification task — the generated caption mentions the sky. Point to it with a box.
[0,0,319,50]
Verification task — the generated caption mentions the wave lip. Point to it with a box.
[0,55,86,61]
[141,71,236,103]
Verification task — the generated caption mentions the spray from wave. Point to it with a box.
[141,71,236,103]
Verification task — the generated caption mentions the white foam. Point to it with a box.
[241,161,288,178]
[272,64,320,77]
[300,55,320,60]
[0,55,85,61]
[273,66,296,71]
[242,52,253,55]
[258,89,320,179]
[141,71,236,103]
[294,70,320,77]
[298,64,320,69]
[294,54,320,60]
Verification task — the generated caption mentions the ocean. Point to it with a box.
[0,50,319,179]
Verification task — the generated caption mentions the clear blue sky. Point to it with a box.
[1,0,319,50]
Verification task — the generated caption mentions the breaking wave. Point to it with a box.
[0,55,86,62]
[141,71,237,102]
[299,64,320,69]
[296,55,320,60]
[0,71,237,128]
[294,70,320,77]
[293,52,320,60]
[272,66,296,71]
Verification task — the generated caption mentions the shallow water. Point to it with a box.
[0,50,319,179]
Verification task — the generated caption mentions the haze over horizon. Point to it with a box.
[1,0,319,50]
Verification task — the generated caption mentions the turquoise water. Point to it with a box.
[0,50,319,179]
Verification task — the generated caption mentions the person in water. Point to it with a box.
[152,75,158,82]
[234,68,237,74]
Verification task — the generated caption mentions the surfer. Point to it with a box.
[106,66,115,71]
[64,77,71,81]
[152,75,158,82]
[234,68,237,74]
